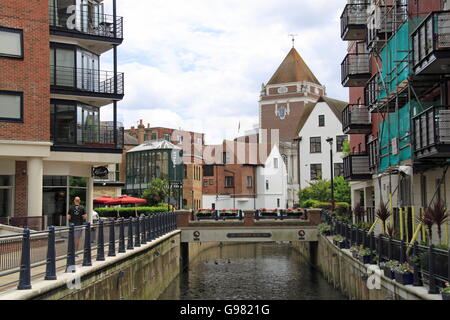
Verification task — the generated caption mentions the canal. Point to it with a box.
[159,243,347,300]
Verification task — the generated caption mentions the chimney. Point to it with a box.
[137,120,145,144]
[147,123,150,129]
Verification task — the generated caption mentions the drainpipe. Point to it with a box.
[295,137,302,204]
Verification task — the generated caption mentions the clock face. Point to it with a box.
[277,86,288,94]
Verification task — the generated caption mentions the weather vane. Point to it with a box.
[289,34,298,48]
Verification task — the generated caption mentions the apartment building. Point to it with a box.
[0,0,124,229]
[340,0,450,244]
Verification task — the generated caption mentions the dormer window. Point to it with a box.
[277,87,288,94]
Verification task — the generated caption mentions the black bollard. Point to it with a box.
[145,216,151,242]
[119,218,126,253]
[135,218,141,247]
[127,218,134,250]
[97,220,105,261]
[413,242,423,287]
[45,226,57,281]
[82,223,92,267]
[141,216,147,245]
[378,235,382,265]
[428,245,438,294]
[108,219,116,257]
[66,224,76,272]
[17,228,31,290]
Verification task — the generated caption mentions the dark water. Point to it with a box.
[159,243,347,300]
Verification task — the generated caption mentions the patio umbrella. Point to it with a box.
[93,196,115,205]
[107,196,147,217]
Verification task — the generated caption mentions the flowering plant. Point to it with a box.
[334,235,345,243]
[442,282,450,293]
[379,260,400,270]
[394,263,413,274]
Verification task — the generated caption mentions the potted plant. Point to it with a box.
[221,209,239,217]
[196,209,213,218]
[350,245,361,259]
[358,248,374,264]
[333,235,348,249]
[318,223,331,236]
[260,209,278,218]
[394,263,414,286]
[380,260,400,280]
[442,282,450,301]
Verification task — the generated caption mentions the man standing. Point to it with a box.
[68,197,87,254]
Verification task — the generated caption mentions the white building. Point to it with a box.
[297,96,348,191]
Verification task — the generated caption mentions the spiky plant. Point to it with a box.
[418,208,434,244]
[353,203,366,223]
[376,203,391,235]
[428,201,449,245]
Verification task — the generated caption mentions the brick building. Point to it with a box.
[0,0,124,229]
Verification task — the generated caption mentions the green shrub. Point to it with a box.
[313,202,333,210]
[96,206,168,218]
[301,199,319,208]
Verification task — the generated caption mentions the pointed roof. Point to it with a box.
[267,48,321,86]
[295,96,348,136]
[127,140,181,153]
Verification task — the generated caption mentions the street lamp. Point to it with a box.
[326,137,335,211]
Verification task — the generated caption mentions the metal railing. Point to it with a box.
[342,104,371,134]
[413,106,450,155]
[51,66,124,95]
[323,212,449,294]
[49,6,124,39]
[340,3,369,40]
[341,53,371,86]
[53,125,124,150]
[254,210,308,221]
[343,153,372,181]
[0,212,177,291]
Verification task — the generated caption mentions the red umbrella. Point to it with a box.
[94,196,115,205]
[107,196,147,217]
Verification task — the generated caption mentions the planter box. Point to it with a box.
[338,241,348,249]
[442,292,450,301]
[382,267,396,280]
[359,255,372,265]
[351,251,359,259]
[394,272,413,286]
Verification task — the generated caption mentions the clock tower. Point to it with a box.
[259,47,325,207]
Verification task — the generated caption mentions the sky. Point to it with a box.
[102,0,349,144]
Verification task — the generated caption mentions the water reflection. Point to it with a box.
[159,243,346,300]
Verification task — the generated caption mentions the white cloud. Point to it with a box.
[103,0,348,144]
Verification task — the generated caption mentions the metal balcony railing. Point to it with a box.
[413,105,450,159]
[412,11,450,74]
[341,53,371,87]
[343,153,372,181]
[341,3,369,41]
[342,104,371,134]
[51,66,124,96]
[49,6,123,39]
[365,74,382,112]
[368,138,379,172]
[53,124,124,150]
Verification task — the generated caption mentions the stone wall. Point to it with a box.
[292,235,440,300]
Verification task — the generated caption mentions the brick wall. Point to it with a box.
[14,161,27,217]
[0,0,50,142]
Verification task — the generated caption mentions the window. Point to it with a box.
[0,27,23,58]
[203,165,214,177]
[0,175,13,218]
[223,152,231,164]
[310,137,322,153]
[225,176,234,188]
[334,163,344,178]
[209,178,214,185]
[0,91,23,122]
[203,179,209,188]
[178,135,183,144]
[310,164,322,180]
[164,134,170,141]
[266,179,269,190]
[151,132,157,140]
[274,158,279,169]
[247,176,253,188]
[184,165,187,179]
[277,199,280,208]
[336,135,348,153]
[318,115,325,127]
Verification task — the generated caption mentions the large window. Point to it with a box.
[310,137,322,153]
[203,165,214,177]
[334,163,344,178]
[0,176,13,219]
[247,176,253,188]
[310,164,322,180]
[0,27,23,59]
[0,91,23,122]
[336,135,348,153]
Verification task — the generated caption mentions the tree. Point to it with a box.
[298,176,351,204]
[142,178,169,206]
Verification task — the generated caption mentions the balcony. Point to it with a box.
[368,138,379,172]
[342,104,372,134]
[343,153,372,181]
[51,66,124,105]
[341,53,371,87]
[412,11,450,76]
[49,6,123,40]
[52,124,124,153]
[413,106,450,159]
[341,3,368,41]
